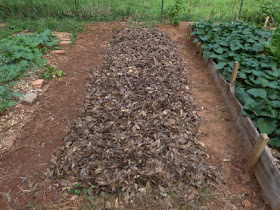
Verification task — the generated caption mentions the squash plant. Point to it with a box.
[0,29,59,113]
[192,21,280,148]
[267,27,280,63]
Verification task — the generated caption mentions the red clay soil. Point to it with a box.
[0,22,124,209]
[0,23,269,209]
[160,25,269,209]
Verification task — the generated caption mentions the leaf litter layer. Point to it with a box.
[50,28,218,202]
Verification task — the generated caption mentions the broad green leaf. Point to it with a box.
[247,88,267,99]
[257,118,277,135]
[214,47,224,54]
[252,43,264,52]
[215,62,227,70]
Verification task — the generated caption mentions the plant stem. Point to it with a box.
[238,0,244,18]
[161,0,164,15]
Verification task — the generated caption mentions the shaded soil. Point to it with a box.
[0,22,269,210]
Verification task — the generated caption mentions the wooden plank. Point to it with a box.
[230,61,239,86]
[247,134,269,171]
[254,147,280,209]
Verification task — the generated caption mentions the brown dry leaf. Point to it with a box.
[50,28,218,204]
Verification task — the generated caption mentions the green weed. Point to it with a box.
[39,67,66,80]
[197,186,215,205]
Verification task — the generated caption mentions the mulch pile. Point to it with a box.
[50,28,217,202]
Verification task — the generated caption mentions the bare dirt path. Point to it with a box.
[0,23,269,210]
[0,22,124,209]
[160,25,269,209]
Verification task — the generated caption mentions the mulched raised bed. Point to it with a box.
[49,28,217,202]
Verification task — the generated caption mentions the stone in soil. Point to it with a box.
[21,92,38,105]
[59,41,72,48]
[51,50,66,55]
[242,200,252,208]
[60,38,71,41]
[32,79,44,89]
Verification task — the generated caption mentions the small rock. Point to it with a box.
[22,92,38,105]
[243,200,252,208]
[60,38,71,41]
[32,79,44,89]
[59,41,72,48]
[33,191,40,198]
[51,50,66,55]
[226,203,237,210]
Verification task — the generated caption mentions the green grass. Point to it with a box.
[0,18,85,39]
[1,0,278,37]
[0,0,262,21]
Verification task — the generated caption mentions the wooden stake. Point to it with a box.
[230,61,239,86]
[264,16,270,28]
[206,14,210,22]
[247,133,269,171]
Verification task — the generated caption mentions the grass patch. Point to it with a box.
[0,0,271,26]
[0,0,278,38]
[0,18,85,39]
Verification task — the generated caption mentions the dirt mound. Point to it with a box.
[50,28,217,201]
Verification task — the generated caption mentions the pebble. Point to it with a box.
[243,200,252,208]
[226,203,237,210]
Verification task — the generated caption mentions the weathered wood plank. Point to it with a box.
[247,134,269,170]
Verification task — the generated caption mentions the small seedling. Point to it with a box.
[67,182,97,196]
[26,202,36,209]
[39,67,66,80]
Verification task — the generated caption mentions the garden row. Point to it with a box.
[191,21,280,148]
[189,20,280,209]
[0,30,60,113]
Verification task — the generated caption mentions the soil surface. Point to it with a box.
[0,23,269,209]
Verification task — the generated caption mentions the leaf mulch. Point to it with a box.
[50,28,218,203]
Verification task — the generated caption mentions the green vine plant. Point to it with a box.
[266,27,280,64]
[168,0,183,25]
[192,21,280,148]
[0,29,59,113]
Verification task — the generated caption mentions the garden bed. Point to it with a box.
[49,27,219,205]
[185,21,280,210]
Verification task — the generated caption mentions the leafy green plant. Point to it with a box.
[192,21,280,147]
[260,1,280,26]
[67,182,97,196]
[0,29,59,113]
[167,0,183,25]
[266,27,280,63]
[39,67,66,80]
